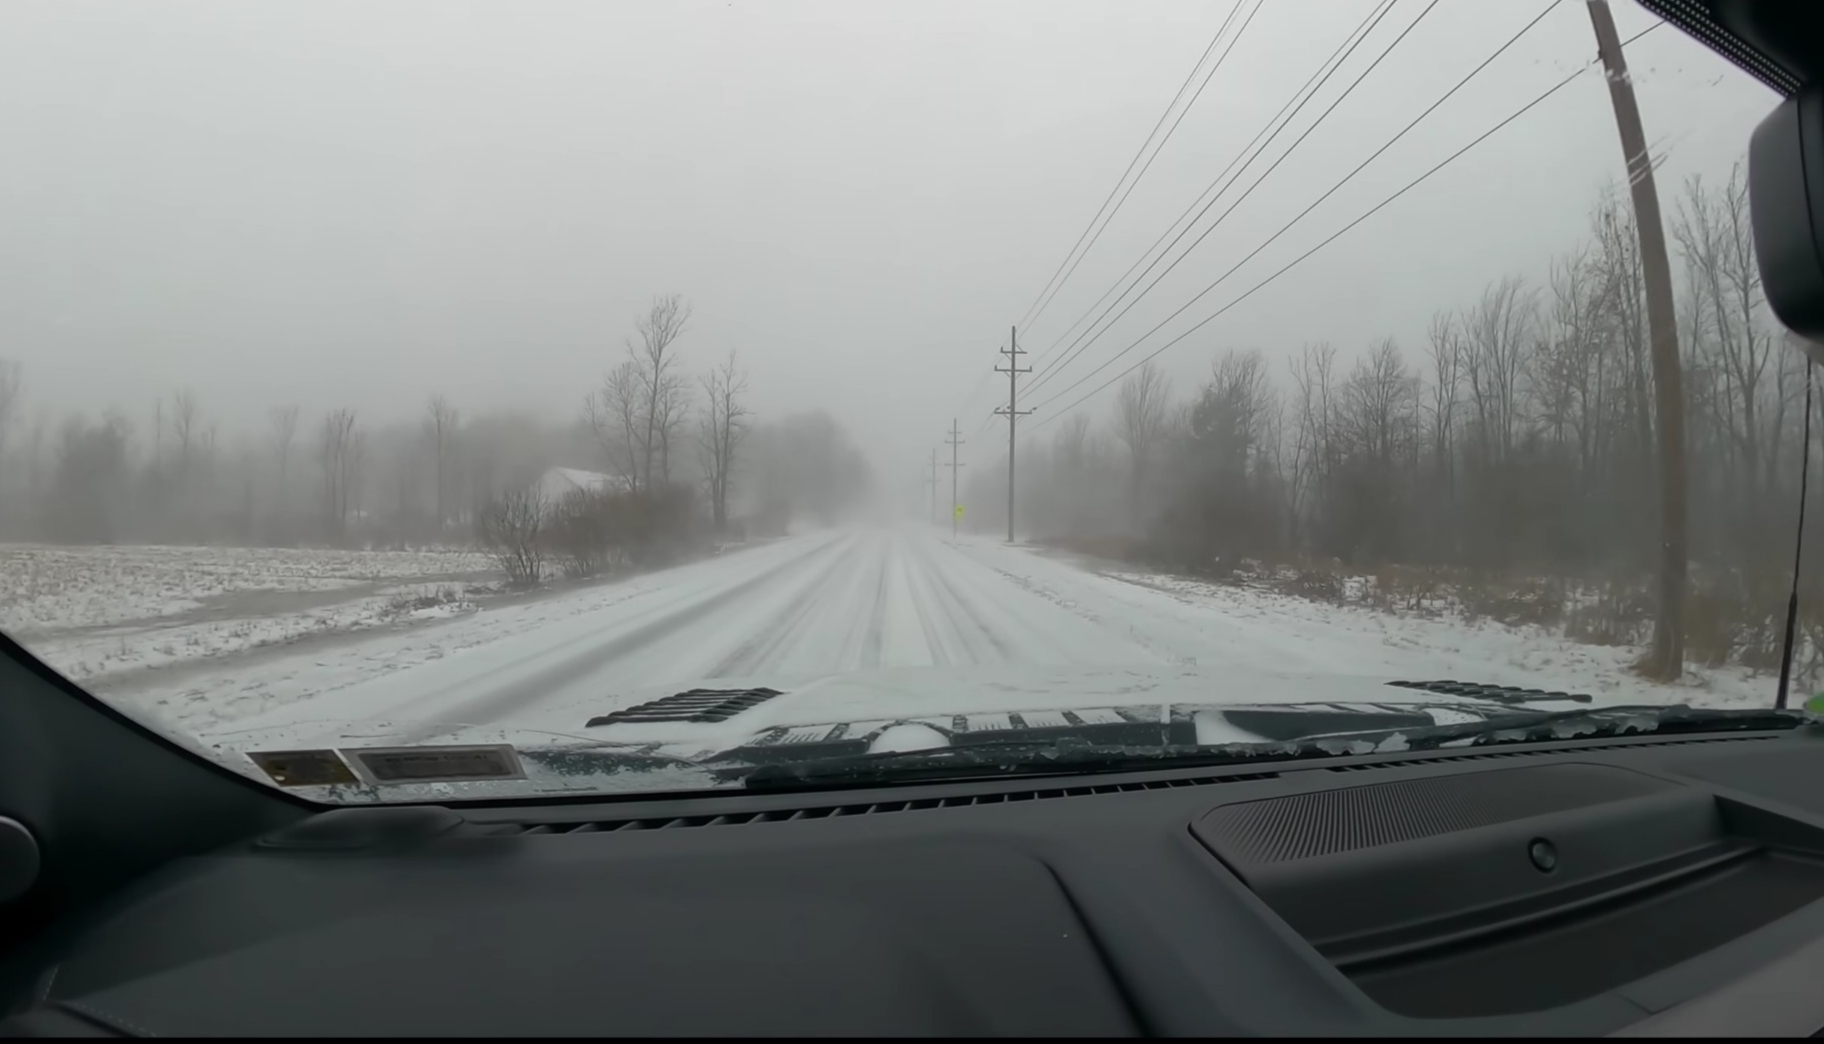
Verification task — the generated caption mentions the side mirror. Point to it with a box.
[1751,84,1824,356]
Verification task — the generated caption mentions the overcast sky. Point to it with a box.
[0,0,1776,495]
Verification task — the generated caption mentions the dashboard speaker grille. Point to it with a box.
[1197,763,1671,865]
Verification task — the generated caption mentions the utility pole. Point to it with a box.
[1588,0,1686,680]
[944,419,965,539]
[994,325,1031,543]
[928,448,938,527]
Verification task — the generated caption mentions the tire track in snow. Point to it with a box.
[401,534,844,704]
[860,547,889,670]
[706,538,863,678]
[394,534,853,739]
[904,547,953,668]
[913,537,1010,662]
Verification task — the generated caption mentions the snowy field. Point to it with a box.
[0,543,498,681]
[38,526,1778,765]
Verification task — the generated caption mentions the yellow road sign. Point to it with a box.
[953,504,965,520]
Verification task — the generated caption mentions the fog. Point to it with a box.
[0,0,1778,544]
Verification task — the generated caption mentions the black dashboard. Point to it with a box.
[10,727,1824,1036]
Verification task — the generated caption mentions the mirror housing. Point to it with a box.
[1752,84,1824,355]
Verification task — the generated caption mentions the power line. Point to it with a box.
[1021,0,1264,336]
[1021,0,1398,382]
[1031,29,1643,432]
[1025,0,1425,400]
[1013,1,1245,334]
[1026,0,1561,414]
[1028,0,1437,399]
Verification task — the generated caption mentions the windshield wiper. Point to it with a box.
[1354,703,1804,751]
[738,704,1808,791]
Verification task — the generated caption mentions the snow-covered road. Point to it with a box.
[99,526,1769,756]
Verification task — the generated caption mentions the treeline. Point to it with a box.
[0,294,875,557]
[0,383,542,549]
[972,167,1820,678]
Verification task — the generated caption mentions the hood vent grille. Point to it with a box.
[485,768,1282,836]
[1385,680,1593,704]
[585,687,784,727]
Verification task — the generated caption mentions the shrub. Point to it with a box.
[547,488,622,579]
[477,487,544,588]
[1275,566,1344,604]
[1458,575,1566,629]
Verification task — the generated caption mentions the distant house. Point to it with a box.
[534,467,629,510]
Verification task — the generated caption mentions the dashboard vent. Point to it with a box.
[1323,732,1778,772]
[484,768,1281,836]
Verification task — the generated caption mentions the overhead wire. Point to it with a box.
[956,2,1242,430]
[1021,0,1399,383]
[1024,0,1561,414]
[1027,18,1666,431]
[953,341,1008,437]
[1021,0,1264,337]
[1023,0,1432,402]
[1013,0,1246,335]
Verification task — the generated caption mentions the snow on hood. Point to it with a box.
[211,662,1586,755]
[202,663,1614,803]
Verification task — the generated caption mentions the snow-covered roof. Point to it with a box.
[535,466,627,504]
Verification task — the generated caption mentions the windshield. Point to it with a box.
[0,0,1801,802]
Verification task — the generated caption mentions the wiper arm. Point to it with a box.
[739,739,1327,791]
[739,705,1809,791]
[1362,704,1807,753]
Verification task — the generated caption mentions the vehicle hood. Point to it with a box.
[224,664,1602,799]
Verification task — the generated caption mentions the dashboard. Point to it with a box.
[8,727,1824,1036]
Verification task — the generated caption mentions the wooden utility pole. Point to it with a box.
[928,448,938,527]
[1588,0,1686,679]
[945,420,965,539]
[994,326,1032,543]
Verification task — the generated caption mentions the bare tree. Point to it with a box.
[266,405,299,537]
[698,350,751,533]
[1286,342,1337,543]
[1197,349,1274,479]
[580,294,694,494]
[1339,341,1418,471]
[632,293,692,489]
[425,395,459,535]
[1424,314,1461,477]
[585,360,644,492]
[170,388,200,475]
[0,358,20,466]
[348,426,368,530]
[1675,167,1774,505]
[319,408,358,543]
[1114,360,1172,527]
[1461,276,1536,463]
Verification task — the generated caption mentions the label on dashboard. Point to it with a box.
[247,749,361,788]
[341,744,526,785]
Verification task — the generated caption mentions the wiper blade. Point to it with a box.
[739,740,1324,791]
[739,705,1809,791]
[1357,704,1807,752]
